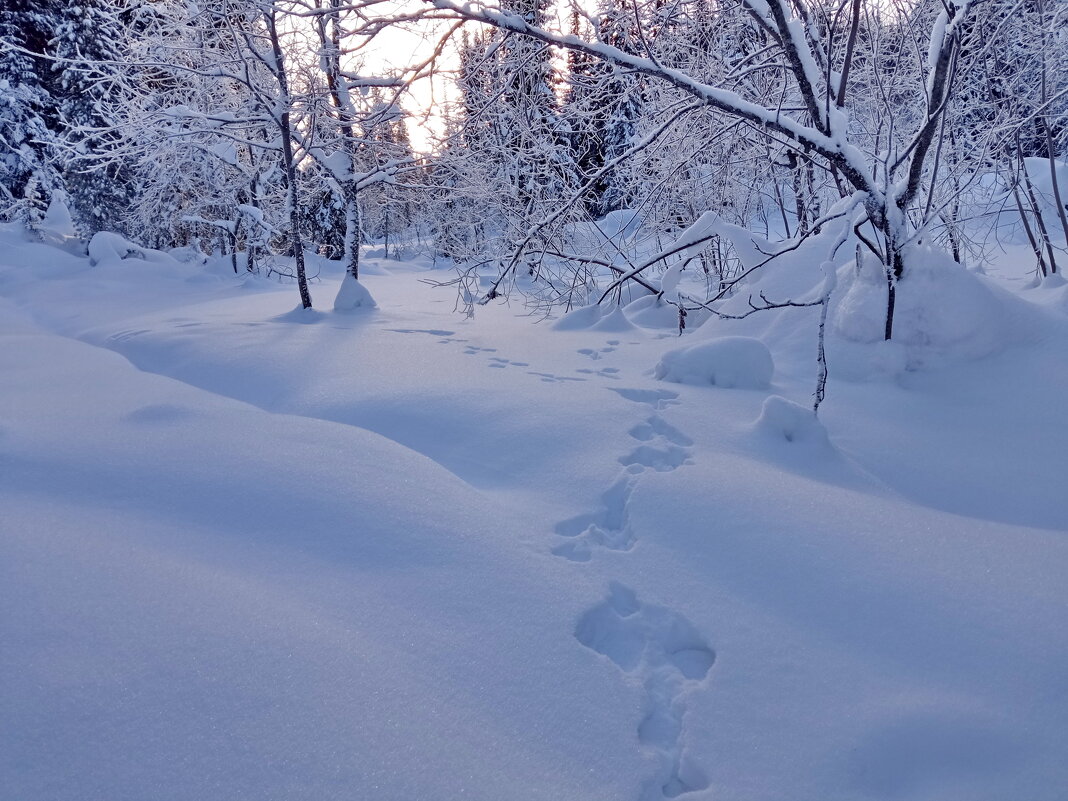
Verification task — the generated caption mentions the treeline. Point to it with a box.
[1,0,1066,317]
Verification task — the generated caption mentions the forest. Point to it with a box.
[3,0,1066,327]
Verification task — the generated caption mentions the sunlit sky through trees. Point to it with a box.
[358,0,584,152]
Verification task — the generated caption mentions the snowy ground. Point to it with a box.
[2,224,1067,801]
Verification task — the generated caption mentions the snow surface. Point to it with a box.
[38,195,76,240]
[2,223,1068,801]
[654,336,774,389]
[333,272,378,311]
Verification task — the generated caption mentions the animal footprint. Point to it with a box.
[552,477,636,561]
[108,329,150,343]
[528,371,587,384]
[619,444,690,473]
[611,387,681,410]
[463,345,497,356]
[578,344,619,360]
[387,328,456,337]
[621,415,694,472]
[488,357,530,369]
[576,583,715,799]
[577,366,621,379]
[629,417,694,447]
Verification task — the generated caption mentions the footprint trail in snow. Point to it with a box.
[553,476,637,562]
[551,375,716,797]
[576,583,715,799]
[552,397,693,560]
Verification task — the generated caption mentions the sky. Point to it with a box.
[356,0,581,152]
[356,10,465,152]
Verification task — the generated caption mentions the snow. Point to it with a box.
[834,246,1038,368]
[38,195,76,239]
[752,394,830,449]
[332,272,377,311]
[591,305,636,332]
[87,230,146,266]
[655,336,774,389]
[2,223,1068,801]
[625,293,684,329]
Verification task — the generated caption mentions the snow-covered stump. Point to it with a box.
[333,273,377,312]
[37,196,77,240]
[753,395,832,448]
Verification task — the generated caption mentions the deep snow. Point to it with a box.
[2,223,1067,801]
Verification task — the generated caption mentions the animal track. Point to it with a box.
[487,356,530,369]
[629,417,694,447]
[619,444,691,473]
[611,387,681,410]
[577,366,621,379]
[552,477,636,561]
[463,346,531,372]
[577,343,619,360]
[387,328,457,337]
[107,329,151,343]
[528,371,587,383]
[576,583,715,799]
[620,415,694,473]
[553,361,710,798]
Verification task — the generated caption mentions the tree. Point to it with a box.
[410,0,983,339]
[0,3,63,226]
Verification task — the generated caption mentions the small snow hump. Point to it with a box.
[754,395,831,448]
[591,306,636,332]
[553,303,636,331]
[655,336,773,389]
[333,273,377,311]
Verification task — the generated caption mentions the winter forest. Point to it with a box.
[2,0,1068,799]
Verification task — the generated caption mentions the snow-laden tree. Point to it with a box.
[561,0,644,218]
[408,0,994,339]
[0,5,63,226]
[49,0,137,235]
[431,0,582,295]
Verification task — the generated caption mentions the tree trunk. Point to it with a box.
[344,186,360,280]
[266,5,312,309]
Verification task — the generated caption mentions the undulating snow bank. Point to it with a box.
[655,336,774,389]
[2,224,1067,801]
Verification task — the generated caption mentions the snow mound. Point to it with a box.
[753,395,831,449]
[274,305,326,323]
[358,259,392,276]
[834,247,1033,363]
[39,196,77,240]
[88,232,147,266]
[563,210,643,258]
[597,209,643,241]
[624,294,682,329]
[591,306,636,332]
[333,274,377,311]
[552,302,634,331]
[552,303,604,330]
[655,336,773,389]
